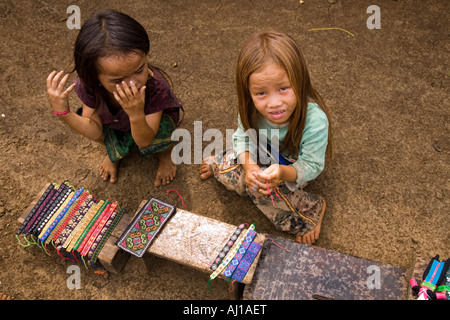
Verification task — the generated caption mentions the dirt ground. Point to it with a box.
[0,0,448,301]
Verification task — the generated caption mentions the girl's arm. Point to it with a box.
[47,71,104,142]
[286,105,329,191]
[59,104,104,142]
[129,110,162,148]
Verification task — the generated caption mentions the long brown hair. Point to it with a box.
[236,30,332,163]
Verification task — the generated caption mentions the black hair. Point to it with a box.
[73,10,151,109]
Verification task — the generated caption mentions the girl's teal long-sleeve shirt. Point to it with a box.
[232,102,329,191]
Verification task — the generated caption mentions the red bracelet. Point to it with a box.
[53,110,70,116]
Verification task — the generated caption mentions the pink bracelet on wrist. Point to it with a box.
[53,109,70,116]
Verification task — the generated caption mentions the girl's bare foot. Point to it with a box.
[154,148,177,187]
[99,155,119,184]
[0,293,11,300]
[199,160,214,180]
[295,200,326,245]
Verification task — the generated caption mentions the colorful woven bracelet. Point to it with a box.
[82,203,119,256]
[44,197,76,244]
[53,110,70,116]
[223,228,257,278]
[38,190,75,241]
[75,201,111,253]
[35,183,72,235]
[24,187,56,236]
[54,195,95,250]
[210,224,245,271]
[17,184,55,235]
[28,184,65,236]
[78,202,118,255]
[231,240,262,282]
[89,207,125,267]
[84,205,120,259]
[51,190,89,244]
[71,200,110,252]
[64,200,107,251]
[45,189,87,245]
[209,223,256,281]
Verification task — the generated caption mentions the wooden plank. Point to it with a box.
[17,187,264,284]
[96,210,137,274]
[243,235,408,300]
[142,206,264,285]
[96,236,130,274]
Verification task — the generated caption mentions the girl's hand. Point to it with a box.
[46,70,75,113]
[113,81,146,119]
[254,164,281,195]
[243,163,263,193]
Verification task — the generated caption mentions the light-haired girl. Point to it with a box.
[47,10,183,186]
[200,30,332,244]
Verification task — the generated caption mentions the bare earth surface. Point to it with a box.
[0,0,448,301]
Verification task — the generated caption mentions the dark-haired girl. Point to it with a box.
[47,10,183,186]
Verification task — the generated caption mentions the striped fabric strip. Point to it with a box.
[210,224,245,271]
[29,183,69,236]
[17,184,55,235]
[88,207,125,266]
[231,240,262,282]
[61,199,103,250]
[76,201,114,254]
[71,200,110,252]
[79,202,118,256]
[35,183,72,235]
[86,206,120,260]
[275,186,317,227]
[209,223,256,281]
[24,186,57,236]
[75,202,111,253]
[38,190,75,241]
[54,195,96,250]
[64,200,108,252]
[50,190,89,243]
[223,228,257,278]
[43,189,84,244]
[27,184,65,235]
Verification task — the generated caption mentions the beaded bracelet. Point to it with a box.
[53,109,70,116]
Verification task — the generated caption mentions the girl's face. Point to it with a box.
[248,62,297,126]
[97,51,149,95]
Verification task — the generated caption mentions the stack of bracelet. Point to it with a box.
[16,181,125,270]
[207,223,262,291]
